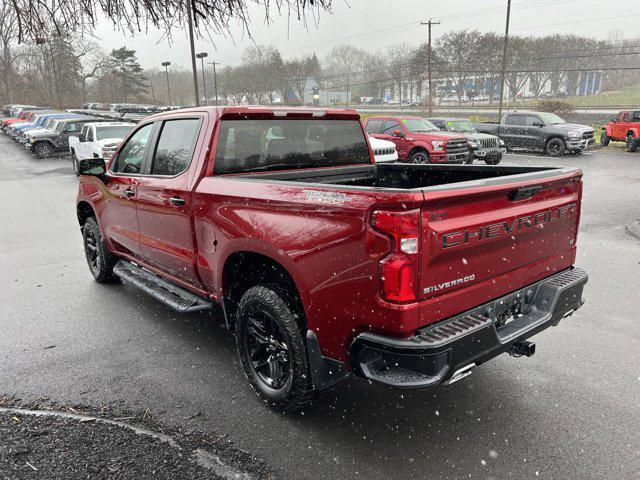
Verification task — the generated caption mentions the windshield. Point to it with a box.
[446,119,476,133]
[538,113,566,125]
[402,118,439,133]
[47,119,60,129]
[214,119,370,174]
[96,125,133,140]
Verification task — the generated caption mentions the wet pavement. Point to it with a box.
[0,135,639,479]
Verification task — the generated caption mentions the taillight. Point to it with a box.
[372,209,420,303]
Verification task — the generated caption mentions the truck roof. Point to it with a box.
[144,105,361,121]
[88,121,136,127]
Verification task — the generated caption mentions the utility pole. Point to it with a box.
[209,61,220,106]
[186,0,200,107]
[36,36,63,109]
[498,0,512,122]
[196,52,208,104]
[421,18,440,115]
[161,61,172,105]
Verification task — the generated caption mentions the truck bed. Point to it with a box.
[236,163,575,191]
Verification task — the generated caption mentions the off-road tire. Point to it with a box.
[600,131,610,147]
[545,138,566,157]
[71,150,80,176]
[235,286,312,413]
[484,155,502,165]
[34,141,54,159]
[82,217,118,283]
[409,149,429,164]
[627,133,638,152]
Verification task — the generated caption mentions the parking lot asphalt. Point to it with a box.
[1,136,639,480]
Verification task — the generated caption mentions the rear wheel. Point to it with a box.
[600,131,610,147]
[235,286,312,412]
[34,142,54,159]
[82,217,118,283]
[409,149,429,164]
[545,138,566,157]
[627,133,638,152]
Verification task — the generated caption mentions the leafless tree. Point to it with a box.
[6,0,332,44]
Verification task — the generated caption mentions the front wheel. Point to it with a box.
[484,155,502,165]
[600,131,610,147]
[409,150,429,164]
[34,142,54,159]
[235,286,312,412]
[82,217,118,283]
[545,138,566,157]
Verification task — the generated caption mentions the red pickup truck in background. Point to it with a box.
[600,110,640,151]
[365,116,469,164]
[76,106,588,412]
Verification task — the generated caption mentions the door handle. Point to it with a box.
[124,189,135,197]
[168,196,186,206]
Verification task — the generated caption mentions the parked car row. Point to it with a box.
[365,115,504,165]
[1,106,136,159]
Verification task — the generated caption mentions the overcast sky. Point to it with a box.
[93,0,640,70]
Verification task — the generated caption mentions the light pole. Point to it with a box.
[146,77,156,105]
[498,0,512,122]
[196,52,208,105]
[161,61,171,105]
[209,61,220,106]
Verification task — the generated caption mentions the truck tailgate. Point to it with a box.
[418,170,582,318]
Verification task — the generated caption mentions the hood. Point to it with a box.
[95,138,124,148]
[451,131,500,141]
[28,129,57,139]
[409,131,466,141]
[548,123,593,132]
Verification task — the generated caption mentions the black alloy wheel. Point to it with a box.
[627,133,638,152]
[244,308,291,389]
[235,285,312,412]
[546,138,566,157]
[600,131,610,147]
[82,217,118,282]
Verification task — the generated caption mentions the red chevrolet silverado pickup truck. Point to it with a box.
[76,106,588,411]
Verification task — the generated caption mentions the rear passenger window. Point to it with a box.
[505,115,525,126]
[622,113,631,122]
[151,119,201,176]
[366,120,383,134]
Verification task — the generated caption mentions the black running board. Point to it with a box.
[113,260,212,313]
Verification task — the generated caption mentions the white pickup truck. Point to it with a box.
[69,122,135,175]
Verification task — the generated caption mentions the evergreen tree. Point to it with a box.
[109,47,147,101]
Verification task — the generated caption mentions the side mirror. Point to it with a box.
[533,121,544,127]
[78,157,106,180]
[78,133,86,142]
[393,129,404,138]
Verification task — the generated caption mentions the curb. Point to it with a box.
[0,407,253,480]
